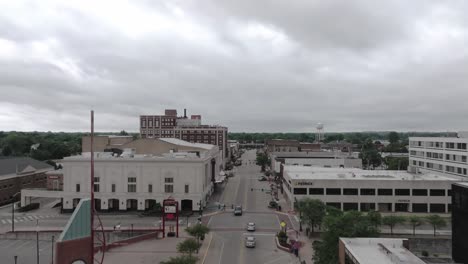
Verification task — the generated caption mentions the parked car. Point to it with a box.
[245,236,256,248]
[246,222,256,231]
[234,205,243,216]
[258,176,268,181]
[268,200,278,209]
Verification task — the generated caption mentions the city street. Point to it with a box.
[203,150,297,264]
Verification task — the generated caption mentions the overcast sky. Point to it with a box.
[1,0,467,133]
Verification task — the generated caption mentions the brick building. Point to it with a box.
[0,157,53,206]
[139,109,228,160]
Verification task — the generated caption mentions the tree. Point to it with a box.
[185,224,209,252]
[160,255,198,264]
[385,157,409,170]
[359,139,383,169]
[382,216,406,236]
[426,215,446,237]
[367,211,382,228]
[177,238,200,257]
[1,145,12,156]
[408,216,424,236]
[388,131,400,144]
[296,198,326,234]
[119,130,129,136]
[255,152,270,172]
[313,210,379,264]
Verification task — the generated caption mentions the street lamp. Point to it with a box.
[14,256,17,264]
[11,192,21,232]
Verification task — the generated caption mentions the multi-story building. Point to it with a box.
[0,157,53,206]
[282,166,459,213]
[452,182,468,264]
[270,151,361,177]
[338,238,426,264]
[21,138,222,212]
[409,133,468,178]
[139,109,228,160]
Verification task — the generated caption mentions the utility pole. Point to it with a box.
[90,110,95,262]
[36,219,39,264]
[11,200,14,233]
[51,235,55,264]
[14,256,17,264]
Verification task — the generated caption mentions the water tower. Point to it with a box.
[316,123,324,142]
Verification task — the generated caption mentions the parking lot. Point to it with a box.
[0,239,53,264]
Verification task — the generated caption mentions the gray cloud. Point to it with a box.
[0,0,468,132]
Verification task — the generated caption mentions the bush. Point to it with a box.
[421,250,429,257]
[277,231,288,246]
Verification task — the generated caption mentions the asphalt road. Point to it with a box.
[203,150,296,264]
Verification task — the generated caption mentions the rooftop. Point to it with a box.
[454,182,468,188]
[271,151,354,159]
[284,166,461,181]
[159,138,214,150]
[340,238,425,264]
[0,157,53,177]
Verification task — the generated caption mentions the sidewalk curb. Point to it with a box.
[200,232,213,264]
[275,236,290,253]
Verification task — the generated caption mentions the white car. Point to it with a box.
[245,236,256,248]
[246,222,256,231]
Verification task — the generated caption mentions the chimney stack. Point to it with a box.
[184,108,187,118]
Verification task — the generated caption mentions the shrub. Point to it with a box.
[421,250,429,257]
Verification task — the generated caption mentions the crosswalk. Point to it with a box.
[0,214,59,224]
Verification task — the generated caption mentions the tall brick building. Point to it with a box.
[139,109,228,159]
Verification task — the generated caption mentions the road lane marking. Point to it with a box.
[218,236,225,264]
[239,232,246,264]
[242,232,276,236]
[207,216,213,227]
[1,219,7,224]
[6,219,12,223]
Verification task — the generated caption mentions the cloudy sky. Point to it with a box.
[0,0,467,132]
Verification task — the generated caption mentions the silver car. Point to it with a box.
[246,222,256,231]
[245,236,256,248]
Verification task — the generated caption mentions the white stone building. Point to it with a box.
[283,166,463,213]
[409,133,468,178]
[21,139,222,212]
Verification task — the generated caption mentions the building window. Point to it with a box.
[395,189,410,196]
[343,188,358,195]
[185,184,189,194]
[309,188,324,195]
[76,184,80,192]
[128,177,137,193]
[430,204,446,213]
[412,189,428,196]
[430,189,445,196]
[378,189,393,196]
[93,177,100,192]
[343,203,358,211]
[165,184,174,193]
[326,188,341,195]
[111,184,116,193]
[141,119,146,128]
[360,203,375,212]
[148,184,153,193]
[294,188,307,195]
[360,189,376,196]
[446,142,455,149]
[128,185,136,192]
[165,178,174,183]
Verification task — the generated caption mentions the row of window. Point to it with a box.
[410,141,467,150]
[412,160,468,175]
[325,202,448,213]
[79,177,189,194]
[294,187,450,196]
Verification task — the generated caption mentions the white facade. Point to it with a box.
[271,151,362,174]
[22,144,222,212]
[283,166,461,213]
[409,135,468,178]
